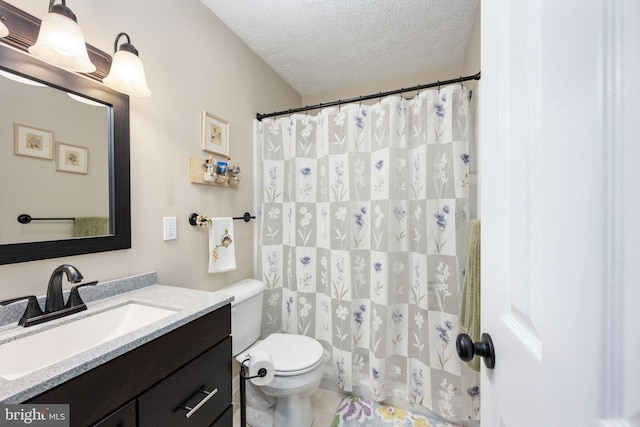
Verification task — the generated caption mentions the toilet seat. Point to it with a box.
[242,333,323,376]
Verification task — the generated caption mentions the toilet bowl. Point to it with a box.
[220,278,324,427]
[237,333,323,427]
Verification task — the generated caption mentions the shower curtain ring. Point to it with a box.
[437,81,440,92]
[459,76,463,88]
[338,99,341,111]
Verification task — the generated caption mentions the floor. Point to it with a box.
[232,388,344,427]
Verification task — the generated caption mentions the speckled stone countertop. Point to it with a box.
[0,272,233,403]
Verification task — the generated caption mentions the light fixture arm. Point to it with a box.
[48,0,77,23]
[113,32,139,56]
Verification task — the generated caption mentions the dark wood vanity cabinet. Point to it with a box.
[93,400,136,427]
[137,338,231,426]
[27,304,232,427]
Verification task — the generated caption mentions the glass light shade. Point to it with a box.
[103,49,151,97]
[0,20,8,38]
[28,11,95,73]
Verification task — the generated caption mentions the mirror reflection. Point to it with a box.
[0,69,111,244]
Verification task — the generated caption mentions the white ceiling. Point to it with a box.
[201,0,480,97]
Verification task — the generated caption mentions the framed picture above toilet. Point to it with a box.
[202,111,229,156]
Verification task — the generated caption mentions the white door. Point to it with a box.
[479,1,640,426]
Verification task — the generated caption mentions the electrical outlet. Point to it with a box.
[163,217,177,240]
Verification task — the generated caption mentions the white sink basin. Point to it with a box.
[0,302,176,381]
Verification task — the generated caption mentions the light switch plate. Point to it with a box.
[163,217,177,240]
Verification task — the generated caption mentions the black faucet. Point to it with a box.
[0,264,97,327]
[45,264,84,313]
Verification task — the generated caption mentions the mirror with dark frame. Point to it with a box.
[0,1,131,264]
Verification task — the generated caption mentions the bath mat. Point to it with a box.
[331,396,461,427]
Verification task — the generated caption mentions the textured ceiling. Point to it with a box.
[201,0,480,96]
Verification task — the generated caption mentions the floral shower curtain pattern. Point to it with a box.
[256,85,479,422]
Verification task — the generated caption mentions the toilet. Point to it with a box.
[222,279,324,427]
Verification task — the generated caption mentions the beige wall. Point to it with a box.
[0,0,300,299]
[0,1,481,301]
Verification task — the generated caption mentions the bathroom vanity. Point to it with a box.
[27,305,233,427]
[30,306,232,426]
[0,273,234,427]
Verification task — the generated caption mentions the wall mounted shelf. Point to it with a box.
[189,157,240,189]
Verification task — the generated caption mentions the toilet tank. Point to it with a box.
[222,278,265,355]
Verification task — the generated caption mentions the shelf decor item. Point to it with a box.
[201,111,229,156]
[189,157,238,189]
[14,123,54,159]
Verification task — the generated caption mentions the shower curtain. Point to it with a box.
[256,85,479,422]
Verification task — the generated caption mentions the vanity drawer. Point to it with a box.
[93,400,136,427]
[210,406,232,427]
[138,336,232,426]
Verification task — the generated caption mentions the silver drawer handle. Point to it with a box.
[180,388,218,418]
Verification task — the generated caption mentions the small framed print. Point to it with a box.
[56,142,88,174]
[202,111,229,156]
[14,123,54,159]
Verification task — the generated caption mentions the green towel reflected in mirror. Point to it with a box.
[74,217,109,237]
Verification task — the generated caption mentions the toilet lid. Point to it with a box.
[249,333,323,374]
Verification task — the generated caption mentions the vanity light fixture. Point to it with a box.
[0,16,8,38]
[28,0,95,73]
[103,32,151,97]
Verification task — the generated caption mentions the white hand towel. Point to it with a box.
[208,217,236,273]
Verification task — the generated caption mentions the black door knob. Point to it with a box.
[456,332,496,369]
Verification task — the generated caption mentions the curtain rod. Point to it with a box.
[256,71,480,121]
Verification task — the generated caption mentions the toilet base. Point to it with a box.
[273,393,314,427]
[245,392,315,427]
[244,369,322,427]
[245,406,274,427]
